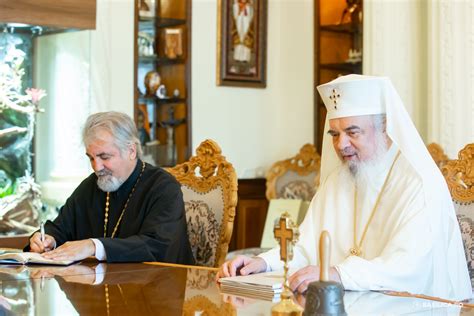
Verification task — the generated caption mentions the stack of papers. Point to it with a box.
[219,271,285,301]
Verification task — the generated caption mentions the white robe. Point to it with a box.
[232,2,253,62]
[260,145,472,301]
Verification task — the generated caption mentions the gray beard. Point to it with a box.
[97,174,124,192]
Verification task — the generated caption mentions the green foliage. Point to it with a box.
[0,32,38,199]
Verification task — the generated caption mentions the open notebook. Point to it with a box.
[0,251,74,266]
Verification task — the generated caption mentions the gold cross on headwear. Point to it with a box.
[329,88,341,109]
[274,212,299,263]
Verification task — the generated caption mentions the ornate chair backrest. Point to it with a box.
[166,139,238,267]
[427,142,450,168]
[441,143,474,287]
[266,144,321,202]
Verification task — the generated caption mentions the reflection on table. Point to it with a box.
[0,261,471,315]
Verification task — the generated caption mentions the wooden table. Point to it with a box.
[0,261,471,315]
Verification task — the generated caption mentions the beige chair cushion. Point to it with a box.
[276,170,318,201]
[182,185,224,267]
[454,202,474,286]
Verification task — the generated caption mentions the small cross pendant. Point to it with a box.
[349,247,362,257]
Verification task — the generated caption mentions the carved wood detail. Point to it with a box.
[442,143,474,203]
[265,143,321,200]
[182,295,236,316]
[166,139,238,267]
[427,142,450,168]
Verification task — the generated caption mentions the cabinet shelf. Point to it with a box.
[139,96,186,105]
[319,62,362,72]
[138,17,186,32]
[138,55,186,65]
[134,0,191,167]
[320,23,360,34]
[314,0,363,152]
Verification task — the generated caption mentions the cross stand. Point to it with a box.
[271,212,303,316]
[159,106,185,166]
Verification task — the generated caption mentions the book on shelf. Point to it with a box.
[219,271,286,301]
[0,251,74,266]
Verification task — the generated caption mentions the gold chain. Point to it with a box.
[349,150,401,257]
[105,284,110,316]
[103,161,146,238]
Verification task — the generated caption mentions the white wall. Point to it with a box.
[364,0,474,158]
[363,0,427,137]
[426,0,474,157]
[35,0,314,203]
[90,0,135,116]
[192,0,314,178]
[35,0,134,205]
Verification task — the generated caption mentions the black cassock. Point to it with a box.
[31,160,194,264]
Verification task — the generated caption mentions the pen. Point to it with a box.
[40,221,45,243]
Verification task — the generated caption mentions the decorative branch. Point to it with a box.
[0,126,28,138]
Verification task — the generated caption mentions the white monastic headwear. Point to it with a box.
[316,74,471,300]
[318,75,385,120]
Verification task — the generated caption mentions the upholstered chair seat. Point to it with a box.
[442,143,474,287]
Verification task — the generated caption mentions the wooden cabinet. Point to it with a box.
[133,0,191,167]
[229,179,269,251]
[314,0,363,151]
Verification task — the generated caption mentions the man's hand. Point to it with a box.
[41,239,96,262]
[288,265,342,293]
[216,255,267,280]
[29,232,56,253]
[30,265,97,285]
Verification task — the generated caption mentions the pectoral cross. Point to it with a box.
[273,212,299,263]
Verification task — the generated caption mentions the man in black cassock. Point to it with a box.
[27,111,194,264]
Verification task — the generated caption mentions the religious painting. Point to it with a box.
[217,0,267,88]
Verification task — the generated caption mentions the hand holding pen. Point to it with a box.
[29,221,56,253]
[40,221,45,243]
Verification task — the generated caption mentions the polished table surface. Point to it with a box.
[0,260,472,315]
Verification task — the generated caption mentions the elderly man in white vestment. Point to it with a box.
[217,75,472,301]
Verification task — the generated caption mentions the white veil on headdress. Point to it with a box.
[316,75,471,300]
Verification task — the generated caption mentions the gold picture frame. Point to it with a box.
[217,0,268,88]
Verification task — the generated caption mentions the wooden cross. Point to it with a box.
[274,212,299,263]
[329,88,341,109]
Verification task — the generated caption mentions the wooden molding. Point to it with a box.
[183,295,236,316]
[167,139,238,267]
[0,0,96,30]
[442,143,474,203]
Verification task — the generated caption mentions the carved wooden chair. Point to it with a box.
[226,144,320,261]
[427,142,450,168]
[441,143,474,286]
[266,143,321,202]
[166,139,238,267]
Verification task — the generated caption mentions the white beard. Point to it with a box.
[96,170,124,192]
[346,133,389,180]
